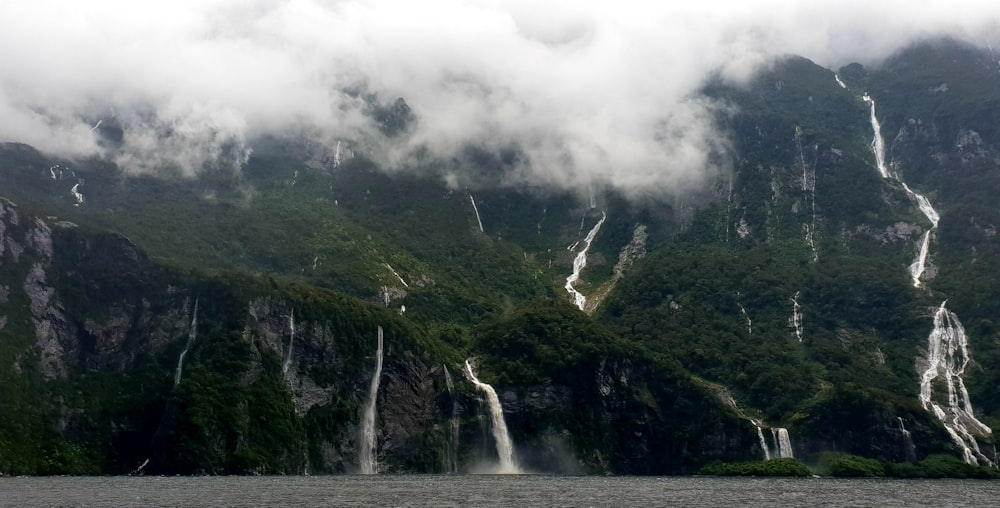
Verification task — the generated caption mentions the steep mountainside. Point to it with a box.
[2,38,999,475]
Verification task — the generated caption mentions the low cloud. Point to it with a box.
[1,0,997,195]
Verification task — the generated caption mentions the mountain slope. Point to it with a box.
[2,38,1000,475]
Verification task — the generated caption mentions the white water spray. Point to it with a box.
[359,326,384,474]
[565,211,607,312]
[756,425,771,460]
[464,359,520,474]
[773,428,794,459]
[469,194,484,233]
[919,302,993,465]
[174,299,198,386]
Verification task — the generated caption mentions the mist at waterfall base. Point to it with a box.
[5,476,1000,508]
[3,1,999,196]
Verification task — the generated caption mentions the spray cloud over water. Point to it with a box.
[1,1,998,194]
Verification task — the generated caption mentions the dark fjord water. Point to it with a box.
[2,475,999,507]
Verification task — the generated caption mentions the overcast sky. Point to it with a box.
[1,0,998,194]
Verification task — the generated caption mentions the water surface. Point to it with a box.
[2,475,998,507]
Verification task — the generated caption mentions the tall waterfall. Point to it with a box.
[862,90,991,465]
[282,310,295,374]
[469,194,484,233]
[738,302,752,336]
[359,326,384,474]
[863,92,940,288]
[755,424,771,460]
[919,303,993,465]
[789,291,803,342]
[773,428,795,459]
[384,263,409,287]
[70,181,85,207]
[174,299,198,386]
[898,417,917,462]
[862,94,891,179]
[464,359,520,474]
[795,127,818,262]
[565,211,607,311]
[443,365,459,473]
[909,231,933,288]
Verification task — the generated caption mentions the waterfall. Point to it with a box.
[909,231,932,288]
[70,181,84,207]
[384,263,409,287]
[174,299,198,386]
[862,95,990,464]
[789,291,803,342]
[282,310,295,375]
[919,302,993,465]
[588,185,597,209]
[795,128,818,262]
[464,359,520,474]
[469,194,484,233]
[359,326,384,474]
[755,424,771,460]
[834,74,847,89]
[565,211,607,312]
[129,458,150,476]
[333,140,342,168]
[737,302,752,336]
[898,417,917,462]
[773,428,794,459]
[862,94,890,179]
[863,94,940,288]
[443,365,459,473]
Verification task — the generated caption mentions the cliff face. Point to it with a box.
[0,199,389,474]
[0,190,983,476]
[1,199,773,475]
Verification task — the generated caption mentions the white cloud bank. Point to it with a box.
[1,0,998,193]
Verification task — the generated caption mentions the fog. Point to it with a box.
[1,0,997,194]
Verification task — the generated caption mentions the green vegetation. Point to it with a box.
[701,453,1000,479]
[3,39,1000,475]
[700,458,812,477]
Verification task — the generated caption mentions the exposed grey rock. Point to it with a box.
[26,218,53,260]
[23,262,73,379]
